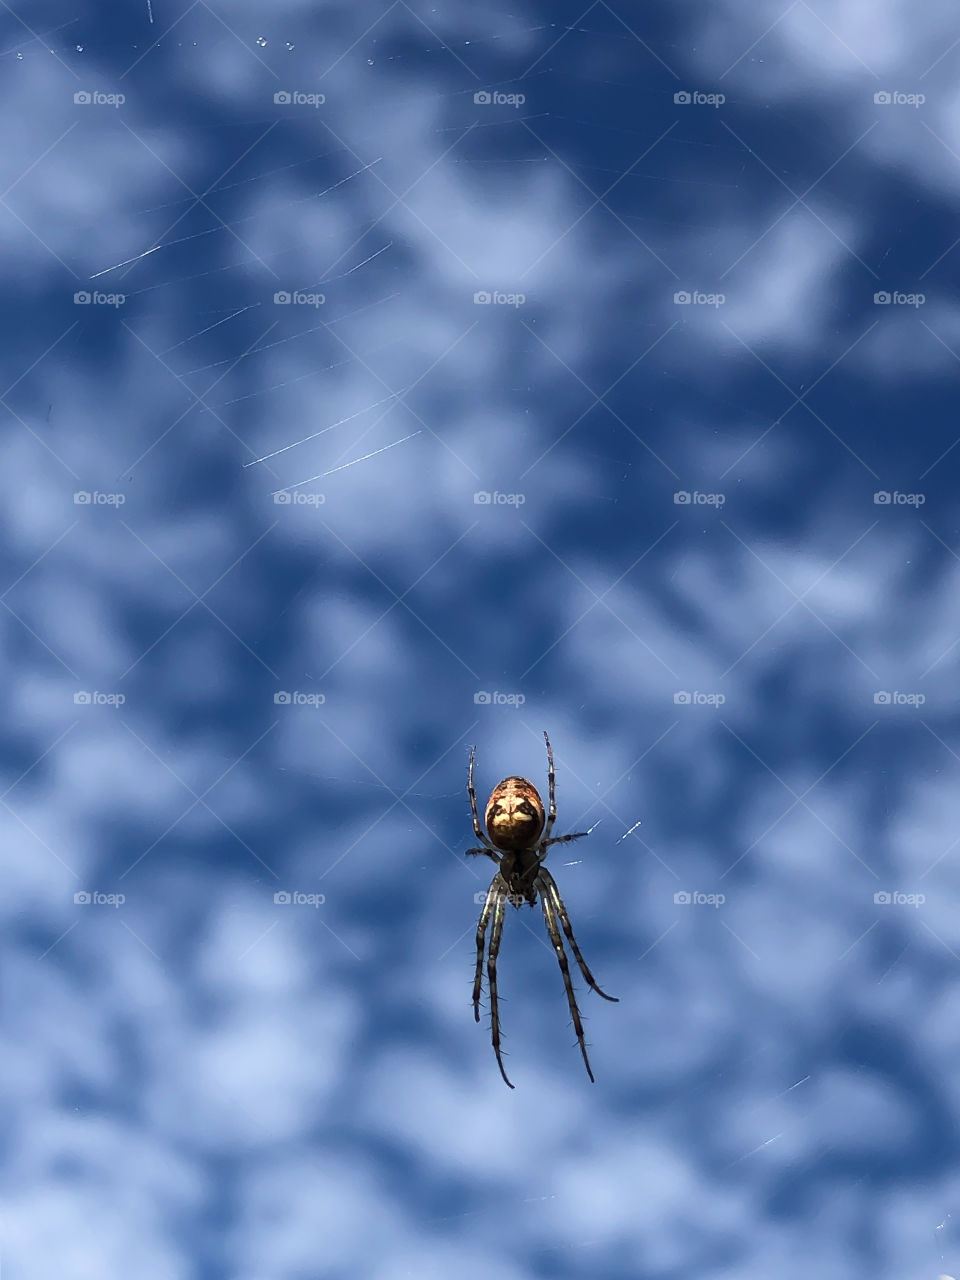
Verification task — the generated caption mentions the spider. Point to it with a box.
[467,730,618,1088]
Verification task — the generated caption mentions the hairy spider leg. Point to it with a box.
[486,889,513,1088]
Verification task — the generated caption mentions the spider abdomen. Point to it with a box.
[484,776,546,851]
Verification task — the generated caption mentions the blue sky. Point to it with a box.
[4,1,960,1277]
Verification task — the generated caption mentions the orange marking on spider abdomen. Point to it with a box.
[484,775,546,851]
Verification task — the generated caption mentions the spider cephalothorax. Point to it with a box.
[466,731,618,1088]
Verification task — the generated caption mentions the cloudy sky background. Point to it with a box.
[3,1,960,1277]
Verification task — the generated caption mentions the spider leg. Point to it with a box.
[467,746,497,847]
[473,878,498,1022]
[539,867,618,1003]
[487,888,514,1088]
[542,731,558,842]
[540,831,589,851]
[466,845,501,866]
[538,880,596,1083]
[466,748,502,861]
